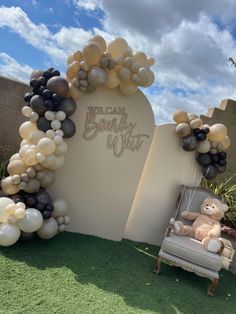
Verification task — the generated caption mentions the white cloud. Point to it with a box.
[0,52,33,82]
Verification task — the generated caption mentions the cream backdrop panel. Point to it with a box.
[124,124,202,246]
[49,87,155,240]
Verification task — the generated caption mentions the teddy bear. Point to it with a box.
[173,198,228,253]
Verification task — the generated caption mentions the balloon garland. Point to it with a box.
[66,35,155,97]
[0,35,155,247]
[173,110,231,180]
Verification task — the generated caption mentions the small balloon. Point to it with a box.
[0,223,20,246]
[173,110,189,124]
[37,217,58,240]
[176,123,191,137]
[47,77,69,98]
[87,66,107,87]
[181,135,198,151]
[89,35,106,52]
[52,199,68,217]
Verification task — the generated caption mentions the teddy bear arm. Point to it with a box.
[208,223,221,238]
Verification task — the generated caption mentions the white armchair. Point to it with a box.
[155,185,228,296]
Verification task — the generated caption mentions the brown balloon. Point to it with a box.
[47,77,69,98]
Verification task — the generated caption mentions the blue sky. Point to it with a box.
[0,0,236,124]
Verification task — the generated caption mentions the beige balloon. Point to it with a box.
[66,61,80,80]
[107,37,129,58]
[197,140,211,153]
[54,141,68,156]
[120,80,138,96]
[19,121,37,141]
[208,124,227,142]
[133,52,147,66]
[67,53,75,65]
[105,69,121,88]
[190,118,203,129]
[173,110,189,124]
[29,130,45,145]
[119,67,132,81]
[69,83,82,99]
[39,170,55,188]
[142,70,155,87]
[23,178,40,193]
[10,153,20,162]
[1,177,20,195]
[147,57,155,66]
[49,156,65,170]
[221,136,231,150]
[175,123,191,137]
[37,138,56,155]
[21,148,38,166]
[89,35,107,52]
[41,154,56,168]
[82,42,103,66]
[188,112,199,121]
[73,50,82,62]
[7,160,27,175]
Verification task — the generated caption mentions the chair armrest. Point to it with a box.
[165,217,175,237]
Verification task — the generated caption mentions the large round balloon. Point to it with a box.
[7,160,27,176]
[202,165,218,180]
[1,177,20,195]
[57,97,76,117]
[36,117,51,132]
[181,135,198,151]
[82,42,103,66]
[208,124,227,142]
[60,118,76,138]
[196,153,212,166]
[87,66,107,87]
[47,77,69,98]
[89,35,106,52]
[30,95,46,116]
[107,37,129,58]
[19,121,37,141]
[0,197,15,223]
[18,208,43,233]
[0,223,21,246]
[37,217,58,240]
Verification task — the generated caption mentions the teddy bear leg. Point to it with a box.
[202,237,222,253]
[174,221,194,236]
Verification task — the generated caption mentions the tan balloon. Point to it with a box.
[175,123,191,137]
[208,124,227,142]
[107,37,129,58]
[37,138,56,155]
[67,53,75,65]
[23,178,40,193]
[29,130,45,145]
[22,148,38,166]
[39,170,55,188]
[105,69,121,88]
[197,140,211,153]
[41,154,56,168]
[221,136,231,150]
[119,67,132,81]
[73,50,82,62]
[142,70,155,87]
[49,156,65,170]
[188,113,199,121]
[66,61,80,80]
[120,80,138,96]
[69,83,82,99]
[7,160,27,176]
[89,35,107,52]
[10,153,20,162]
[19,121,37,140]
[1,177,20,195]
[54,141,68,156]
[133,52,147,66]
[147,57,155,66]
[190,118,203,129]
[82,42,103,66]
[173,110,189,124]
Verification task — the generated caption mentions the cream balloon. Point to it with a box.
[107,37,129,58]
[29,130,45,145]
[37,217,58,240]
[21,148,38,166]
[54,141,68,156]
[208,124,228,142]
[10,153,20,162]
[7,160,27,175]
[37,138,56,155]
[188,113,199,121]
[133,52,147,66]
[82,42,103,66]
[0,197,15,223]
[52,199,69,217]
[19,121,37,140]
[19,144,30,158]
[1,177,20,195]
[73,50,82,62]
[197,140,211,153]
[221,136,231,150]
[66,61,80,80]
[119,67,132,81]
[142,70,155,87]
[41,154,56,168]
[190,118,203,129]
[14,207,26,219]
[23,179,40,193]
[119,80,138,96]
[0,223,20,246]
[67,53,75,65]
[175,123,191,137]
[89,35,106,52]
[173,110,189,124]
[48,156,65,170]
[39,170,55,188]
[18,208,43,233]
[69,83,82,99]
[22,106,32,118]
[147,57,155,66]
[105,69,121,88]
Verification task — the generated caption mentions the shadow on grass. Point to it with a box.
[1,232,236,313]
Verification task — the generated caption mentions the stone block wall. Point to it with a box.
[0,76,30,160]
[201,99,236,182]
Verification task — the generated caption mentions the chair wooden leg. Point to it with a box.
[154,256,162,274]
[207,278,219,296]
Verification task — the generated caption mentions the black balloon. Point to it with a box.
[30,95,46,116]
[20,231,35,242]
[211,154,219,163]
[47,77,69,98]
[196,153,212,166]
[202,127,210,134]
[39,76,47,86]
[196,133,207,141]
[42,211,52,219]
[218,151,227,160]
[35,190,52,204]
[42,89,52,100]
[37,117,51,132]
[26,196,36,207]
[219,159,227,166]
[51,69,60,77]
[215,164,226,173]
[58,97,76,116]
[60,118,76,138]
[44,100,54,111]
[193,128,201,136]
[202,165,218,180]
[181,135,198,151]
[43,70,52,80]
[30,78,41,88]
[24,92,34,103]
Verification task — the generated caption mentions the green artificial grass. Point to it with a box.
[0,232,235,314]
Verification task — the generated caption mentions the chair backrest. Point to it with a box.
[175,185,221,225]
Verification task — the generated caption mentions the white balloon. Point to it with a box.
[56,216,65,225]
[14,208,26,219]
[0,198,15,223]
[45,111,56,121]
[53,135,63,145]
[37,217,58,240]
[51,119,61,130]
[30,112,39,122]
[46,130,55,139]
[0,223,20,246]
[58,224,66,232]
[55,111,66,121]
[64,216,71,225]
[52,199,68,217]
[54,141,68,156]
[18,208,43,233]
[22,106,32,117]
[48,156,64,170]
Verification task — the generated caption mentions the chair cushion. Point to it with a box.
[162,233,223,271]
